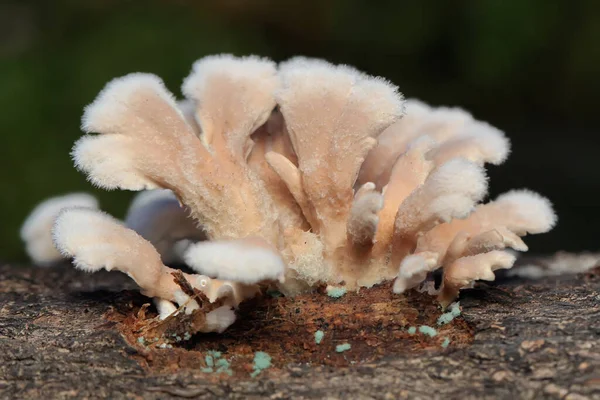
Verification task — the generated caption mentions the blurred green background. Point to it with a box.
[2,0,599,261]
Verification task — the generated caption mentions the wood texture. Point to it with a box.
[0,261,599,399]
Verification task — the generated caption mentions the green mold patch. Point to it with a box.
[201,350,233,376]
[335,343,351,353]
[250,351,272,377]
[437,302,461,326]
[326,286,347,298]
[107,282,473,378]
[315,330,325,344]
[418,325,437,337]
[205,355,214,367]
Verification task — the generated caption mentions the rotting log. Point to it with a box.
[0,260,599,400]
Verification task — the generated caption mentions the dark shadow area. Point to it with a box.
[2,0,599,259]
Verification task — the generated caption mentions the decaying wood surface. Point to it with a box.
[0,260,599,399]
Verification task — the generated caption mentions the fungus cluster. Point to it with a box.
[21,54,556,335]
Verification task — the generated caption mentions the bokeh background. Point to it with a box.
[2,0,599,261]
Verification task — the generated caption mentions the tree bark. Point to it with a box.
[0,260,599,400]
